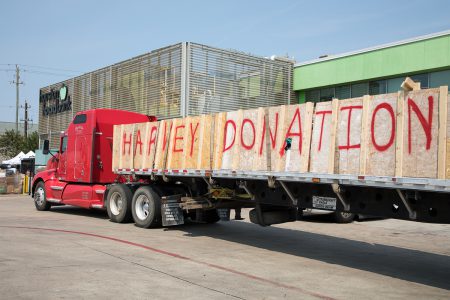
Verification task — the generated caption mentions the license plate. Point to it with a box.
[312,196,337,210]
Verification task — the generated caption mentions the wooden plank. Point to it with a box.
[212,112,227,170]
[364,93,398,176]
[197,114,214,170]
[154,120,173,170]
[301,102,314,173]
[438,86,448,179]
[220,110,241,170]
[395,91,404,177]
[401,88,440,178]
[112,124,121,170]
[328,99,339,174]
[359,95,371,175]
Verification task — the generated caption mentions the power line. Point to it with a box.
[22,69,75,77]
[19,64,83,73]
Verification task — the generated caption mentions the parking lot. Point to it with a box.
[0,194,449,299]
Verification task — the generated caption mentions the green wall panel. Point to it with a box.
[294,34,450,90]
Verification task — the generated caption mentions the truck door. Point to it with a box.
[73,114,93,183]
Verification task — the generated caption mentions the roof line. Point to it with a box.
[294,29,450,67]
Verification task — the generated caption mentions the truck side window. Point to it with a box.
[73,114,87,124]
[61,136,68,153]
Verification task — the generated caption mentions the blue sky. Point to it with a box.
[1,0,449,124]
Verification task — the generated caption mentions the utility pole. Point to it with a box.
[12,65,24,133]
[21,100,32,138]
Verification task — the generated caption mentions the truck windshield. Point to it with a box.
[73,114,86,124]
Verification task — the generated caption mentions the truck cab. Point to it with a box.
[32,109,154,210]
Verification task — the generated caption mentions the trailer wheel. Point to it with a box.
[34,182,51,211]
[106,184,133,223]
[131,186,161,228]
[333,211,355,223]
[202,210,220,224]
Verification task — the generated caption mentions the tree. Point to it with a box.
[0,130,39,159]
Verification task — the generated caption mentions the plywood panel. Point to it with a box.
[221,110,242,170]
[238,108,260,171]
[309,102,334,173]
[364,93,398,176]
[154,120,173,170]
[133,123,147,169]
[118,123,135,169]
[166,118,186,170]
[402,88,440,178]
[336,98,363,175]
[274,103,314,172]
[141,122,159,170]
[253,107,281,171]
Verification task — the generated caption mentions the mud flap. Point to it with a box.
[161,195,185,226]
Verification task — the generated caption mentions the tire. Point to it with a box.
[106,184,133,223]
[34,182,51,211]
[334,211,355,223]
[202,210,220,224]
[131,186,162,228]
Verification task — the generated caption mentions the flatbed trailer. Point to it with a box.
[32,81,450,227]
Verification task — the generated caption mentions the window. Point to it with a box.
[369,80,387,95]
[351,83,368,97]
[429,70,450,88]
[305,90,320,103]
[61,136,68,153]
[73,114,87,124]
[387,77,404,93]
[410,73,429,89]
[319,87,334,101]
[335,85,351,99]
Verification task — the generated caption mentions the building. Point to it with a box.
[38,42,294,147]
[294,30,450,103]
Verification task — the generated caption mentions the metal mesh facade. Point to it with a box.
[39,42,293,148]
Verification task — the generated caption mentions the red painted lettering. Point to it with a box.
[408,96,433,154]
[259,113,279,155]
[223,120,236,153]
[147,126,157,155]
[189,122,199,156]
[338,105,363,150]
[122,132,132,155]
[279,108,302,156]
[134,129,143,156]
[241,118,256,150]
[172,125,185,153]
[371,103,395,152]
[315,110,332,151]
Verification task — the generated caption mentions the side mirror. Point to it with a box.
[43,140,50,155]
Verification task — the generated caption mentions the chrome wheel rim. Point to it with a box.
[35,187,45,206]
[109,192,124,216]
[135,195,150,221]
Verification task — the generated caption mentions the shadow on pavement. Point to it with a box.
[172,220,450,290]
[50,206,109,220]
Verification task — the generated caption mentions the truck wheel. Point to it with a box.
[106,184,133,223]
[334,211,355,223]
[34,182,51,211]
[202,210,220,224]
[131,186,161,228]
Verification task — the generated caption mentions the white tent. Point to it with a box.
[22,151,35,159]
[2,151,25,165]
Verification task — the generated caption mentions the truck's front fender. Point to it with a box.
[31,169,56,196]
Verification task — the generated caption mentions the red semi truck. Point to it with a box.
[32,108,450,227]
